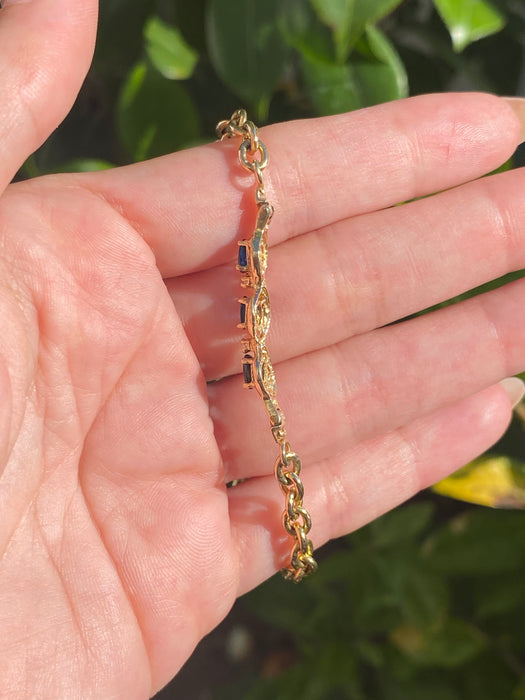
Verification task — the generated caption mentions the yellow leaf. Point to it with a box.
[433,455,525,509]
[391,624,424,655]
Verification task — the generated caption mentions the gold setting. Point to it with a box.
[217,110,317,582]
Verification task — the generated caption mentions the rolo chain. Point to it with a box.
[216,110,317,582]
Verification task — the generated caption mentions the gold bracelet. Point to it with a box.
[216,110,317,583]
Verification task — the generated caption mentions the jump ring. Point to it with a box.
[239,140,269,173]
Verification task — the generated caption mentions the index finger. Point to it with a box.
[76,92,520,278]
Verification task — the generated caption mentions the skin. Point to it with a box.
[1,1,525,697]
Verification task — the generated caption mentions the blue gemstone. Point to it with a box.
[243,362,252,384]
[238,244,248,268]
[240,302,246,324]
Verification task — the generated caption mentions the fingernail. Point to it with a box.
[500,376,525,408]
[0,0,33,6]
[502,97,525,143]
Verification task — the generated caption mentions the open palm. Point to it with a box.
[2,2,525,698]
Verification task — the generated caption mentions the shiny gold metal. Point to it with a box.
[217,110,317,583]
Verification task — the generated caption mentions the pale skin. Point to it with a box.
[2,0,525,697]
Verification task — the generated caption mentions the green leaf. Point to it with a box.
[424,510,525,575]
[391,617,486,667]
[399,567,448,631]
[20,155,41,179]
[310,0,405,61]
[346,0,406,57]
[463,653,519,700]
[302,56,360,115]
[144,16,199,80]
[310,0,353,28]
[355,639,384,667]
[474,576,525,620]
[310,0,354,62]
[118,62,200,161]
[304,643,365,697]
[344,553,404,634]
[350,0,407,35]
[279,0,335,63]
[206,0,290,111]
[348,0,403,54]
[433,0,506,52]
[370,502,435,548]
[382,677,462,700]
[244,573,317,635]
[515,683,525,700]
[351,24,408,105]
[302,24,407,116]
[59,159,114,173]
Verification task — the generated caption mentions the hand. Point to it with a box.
[1,1,525,698]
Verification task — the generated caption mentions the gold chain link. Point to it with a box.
[217,110,317,583]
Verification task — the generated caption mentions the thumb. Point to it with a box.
[0,0,98,191]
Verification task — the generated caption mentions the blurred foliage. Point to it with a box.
[223,499,525,700]
[25,0,525,697]
[25,0,525,174]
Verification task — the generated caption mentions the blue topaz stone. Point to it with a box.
[243,362,253,385]
[238,243,248,269]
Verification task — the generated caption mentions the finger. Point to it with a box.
[77,93,520,278]
[169,167,525,381]
[230,381,514,594]
[210,277,525,482]
[0,0,97,190]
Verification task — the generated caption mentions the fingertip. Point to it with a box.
[501,97,525,145]
[499,376,525,409]
[414,92,521,173]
